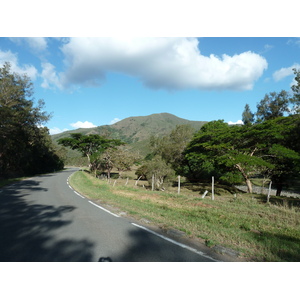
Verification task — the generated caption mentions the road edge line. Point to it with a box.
[131,222,220,262]
[88,200,120,218]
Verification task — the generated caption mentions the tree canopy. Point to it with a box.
[256,90,291,123]
[242,104,255,125]
[0,62,64,177]
[182,116,300,195]
[291,68,300,113]
[58,133,124,174]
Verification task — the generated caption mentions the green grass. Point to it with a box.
[69,170,300,262]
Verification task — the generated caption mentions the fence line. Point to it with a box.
[235,185,300,198]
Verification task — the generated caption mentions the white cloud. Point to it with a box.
[110,118,121,124]
[9,37,48,52]
[41,62,63,89]
[70,121,97,128]
[49,127,69,135]
[27,37,48,52]
[0,49,38,80]
[55,37,267,91]
[273,63,300,82]
[261,44,273,53]
[228,120,244,125]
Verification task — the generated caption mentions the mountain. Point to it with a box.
[52,113,207,156]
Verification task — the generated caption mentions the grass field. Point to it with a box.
[69,169,300,262]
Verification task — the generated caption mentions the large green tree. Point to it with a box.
[256,115,300,195]
[58,133,124,172]
[0,62,63,177]
[182,117,300,195]
[183,120,271,193]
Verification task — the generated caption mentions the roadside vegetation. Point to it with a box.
[0,62,64,179]
[69,168,300,262]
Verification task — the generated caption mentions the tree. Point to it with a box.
[291,68,300,113]
[242,104,255,125]
[183,117,300,195]
[111,145,141,177]
[183,120,273,193]
[256,90,291,123]
[91,147,116,179]
[0,62,63,177]
[149,124,194,172]
[136,156,175,190]
[58,133,124,170]
[137,125,195,190]
[255,116,300,195]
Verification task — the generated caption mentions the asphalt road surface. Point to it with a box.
[0,168,222,262]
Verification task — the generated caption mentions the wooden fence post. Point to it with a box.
[135,175,142,186]
[152,174,155,191]
[267,181,272,203]
[212,176,215,200]
[202,190,208,198]
[178,175,181,195]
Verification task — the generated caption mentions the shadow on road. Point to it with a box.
[113,227,216,262]
[0,180,94,262]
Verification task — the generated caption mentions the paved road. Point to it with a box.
[0,168,221,262]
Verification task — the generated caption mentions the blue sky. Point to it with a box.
[1,36,299,134]
[1,0,298,291]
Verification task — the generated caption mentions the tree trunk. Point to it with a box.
[246,178,253,194]
[235,164,253,193]
[107,167,111,179]
[87,153,91,169]
[276,183,283,196]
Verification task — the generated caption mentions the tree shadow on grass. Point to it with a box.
[247,230,300,262]
[0,180,94,262]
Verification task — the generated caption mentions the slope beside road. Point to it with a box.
[0,168,226,262]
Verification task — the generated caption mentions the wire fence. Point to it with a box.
[235,185,300,198]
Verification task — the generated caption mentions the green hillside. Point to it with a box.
[51,112,207,158]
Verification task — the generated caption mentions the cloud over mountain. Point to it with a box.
[70,121,97,129]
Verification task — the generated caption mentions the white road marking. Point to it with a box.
[67,176,74,190]
[74,191,85,198]
[88,201,120,218]
[131,223,220,262]
[67,175,120,218]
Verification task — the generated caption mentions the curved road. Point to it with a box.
[0,168,222,262]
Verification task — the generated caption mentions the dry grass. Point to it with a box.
[69,169,300,262]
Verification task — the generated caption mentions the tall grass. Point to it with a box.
[69,170,300,262]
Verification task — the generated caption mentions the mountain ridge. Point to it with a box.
[51,112,207,155]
